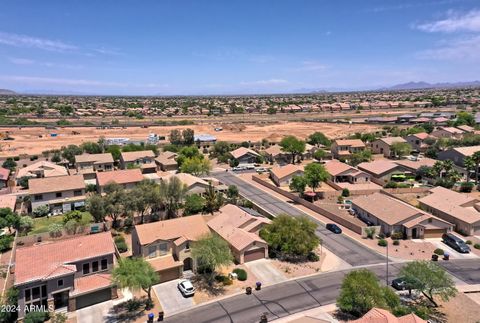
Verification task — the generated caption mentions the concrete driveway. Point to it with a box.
[76,288,132,323]
[245,259,287,285]
[153,279,195,316]
[429,239,478,259]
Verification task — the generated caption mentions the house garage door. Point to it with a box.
[424,229,446,238]
[76,288,111,310]
[158,267,180,283]
[244,248,265,262]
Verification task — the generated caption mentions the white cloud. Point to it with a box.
[416,35,480,60]
[416,9,480,33]
[239,79,288,86]
[0,31,77,52]
[93,46,123,56]
[7,57,83,69]
[293,60,328,72]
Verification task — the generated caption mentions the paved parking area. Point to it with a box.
[429,238,478,259]
[245,259,287,285]
[77,300,113,322]
[153,279,195,316]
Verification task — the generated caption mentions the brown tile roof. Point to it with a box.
[29,174,85,195]
[75,153,114,164]
[419,187,480,224]
[439,126,464,134]
[324,160,355,176]
[457,125,474,132]
[162,173,209,188]
[0,194,16,211]
[17,161,68,178]
[409,132,429,140]
[378,137,407,145]
[15,232,115,285]
[451,145,480,157]
[0,167,10,181]
[230,147,260,159]
[71,273,112,296]
[96,169,144,187]
[147,255,183,272]
[121,150,156,162]
[357,160,400,176]
[353,193,424,226]
[334,139,365,147]
[134,214,210,245]
[351,307,426,323]
[269,164,304,180]
[264,145,283,156]
[155,155,178,166]
[393,158,436,171]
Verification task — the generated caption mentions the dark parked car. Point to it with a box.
[442,233,470,253]
[391,277,411,291]
[326,223,342,234]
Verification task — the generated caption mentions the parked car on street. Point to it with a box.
[442,233,470,253]
[326,223,342,234]
[178,279,196,297]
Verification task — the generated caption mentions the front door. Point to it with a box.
[53,291,69,310]
[412,228,418,239]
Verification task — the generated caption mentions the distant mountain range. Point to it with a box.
[387,81,480,91]
[0,89,16,95]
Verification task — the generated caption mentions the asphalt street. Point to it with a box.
[164,264,403,323]
[213,171,386,266]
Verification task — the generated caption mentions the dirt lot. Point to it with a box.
[0,122,382,157]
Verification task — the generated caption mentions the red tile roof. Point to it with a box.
[15,232,115,285]
[71,273,113,296]
[96,169,144,187]
[0,167,10,181]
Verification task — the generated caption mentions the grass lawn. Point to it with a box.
[29,216,64,235]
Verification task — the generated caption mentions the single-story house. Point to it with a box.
[17,161,68,181]
[437,145,480,167]
[161,173,211,195]
[351,307,426,323]
[324,160,371,184]
[431,127,465,139]
[96,169,144,194]
[230,147,260,165]
[357,160,408,183]
[154,151,178,171]
[419,186,480,235]
[353,192,453,238]
[208,204,270,263]
[269,164,304,187]
[120,150,157,174]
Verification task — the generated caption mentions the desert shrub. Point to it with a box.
[393,240,400,246]
[114,236,128,253]
[233,268,247,281]
[365,227,376,239]
[391,232,403,240]
[384,181,398,188]
[378,233,385,239]
[307,251,320,262]
[434,248,444,255]
[48,223,63,238]
[474,243,480,249]
[460,182,474,193]
[341,188,350,197]
[13,156,20,161]
[0,235,14,252]
[378,239,388,247]
[466,240,472,245]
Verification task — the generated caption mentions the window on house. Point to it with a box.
[148,245,157,258]
[185,242,190,250]
[34,194,43,201]
[58,279,63,287]
[32,287,40,300]
[428,218,433,223]
[101,258,108,270]
[73,190,82,196]
[83,263,90,275]
[159,243,168,255]
[25,289,31,302]
[92,261,99,272]
[56,192,62,198]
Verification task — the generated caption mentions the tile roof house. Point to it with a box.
[419,186,480,235]
[437,145,480,167]
[0,166,10,188]
[353,192,453,238]
[17,161,68,181]
[14,232,117,318]
[29,175,86,215]
[393,158,437,172]
[119,150,157,174]
[431,126,465,139]
[370,137,409,158]
[132,215,211,282]
[350,307,426,323]
[269,164,304,187]
[208,204,270,263]
[330,139,366,159]
[405,132,432,153]
[324,160,371,184]
[0,194,17,211]
[154,152,178,171]
[96,169,144,194]
[74,153,114,180]
[264,144,289,163]
[161,173,211,195]
[357,160,407,183]
[230,147,260,165]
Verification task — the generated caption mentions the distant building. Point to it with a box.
[74,153,114,180]
[330,139,366,159]
[230,147,260,165]
[119,150,156,174]
[194,134,216,149]
[370,137,408,158]
[269,164,304,187]
[17,161,68,181]
[437,145,480,167]
[96,169,144,194]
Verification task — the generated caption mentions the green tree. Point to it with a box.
[304,163,329,192]
[80,141,102,154]
[260,214,319,260]
[2,158,16,171]
[464,156,475,183]
[169,129,182,145]
[400,260,457,307]
[103,183,129,228]
[313,149,328,161]
[126,180,161,224]
[51,152,62,163]
[349,149,373,166]
[32,205,49,217]
[18,216,34,235]
[289,175,307,195]
[337,269,400,317]
[0,208,19,233]
[280,135,306,164]
[226,185,239,204]
[454,111,475,127]
[17,176,30,189]
[112,258,159,305]
[61,144,83,165]
[161,176,187,218]
[184,194,205,215]
[307,132,331,147]
[86,194,106,222]
[180,156,211,176]
[390,142,411,159]
[182,128,195,145]
[204,183,223,214]
[472,151,480,185]
[106,145,122,161]
[191,233,233,283]
[24,310,49,323]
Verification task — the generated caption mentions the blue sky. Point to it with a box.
[0,0,479,95]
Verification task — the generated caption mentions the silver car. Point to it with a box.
[177,279,195,297]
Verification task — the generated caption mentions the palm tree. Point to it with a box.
[471,151,480,185]
[464,156,475,183]
[204,182,223,215]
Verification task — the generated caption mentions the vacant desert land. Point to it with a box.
[0,122,383,157]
